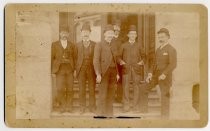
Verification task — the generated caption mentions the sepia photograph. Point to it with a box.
[5,4,208,127]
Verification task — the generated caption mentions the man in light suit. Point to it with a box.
[146,28,177,119]
[51,27,75,113]
[74,23,96,114]
[93,24,120,117]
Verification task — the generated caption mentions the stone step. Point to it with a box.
[112,106,161,114]
[71,101,161,108]
[148,99,161,105]
[72,82,157,91]
[52,98,161,117]
[72,86,157,92]
[71,99,161,108]
[52,105,160,113]
[148,97,160,103]
[148,94,160,99]
[71,92,159,99]
[52,81,161,118]
[71,89,157,97]
[51,101,161,119]
[72,80,152,85]
[50,110,161,119]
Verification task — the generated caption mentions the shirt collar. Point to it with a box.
[82,38,90,42]
[60,39,67,43]
[129,39,135,44]
[82,40,90,47]
[114,35,119,39]
[105,39,111,45]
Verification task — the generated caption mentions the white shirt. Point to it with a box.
[114,35,119,39]
[129,39,135,45]
[60,39,67,49]
[82,40,90,48]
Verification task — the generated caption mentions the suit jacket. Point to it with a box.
[51,40,75,74]
[112,37,122,50]
[119,41,144,75]
[93,40,119,76]
[74,40,96,76]
[150,43,177,87]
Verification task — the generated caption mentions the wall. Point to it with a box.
[155,12,200,119]
[16,11,59,119]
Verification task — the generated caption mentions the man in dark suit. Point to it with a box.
[93,24,120,117]
[119,25,144,113]
[112,19,123,103]
[51,27,75,113]
[146,28,177,119]
[74,23,96,114]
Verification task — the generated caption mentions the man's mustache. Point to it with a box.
[61,36,68,39]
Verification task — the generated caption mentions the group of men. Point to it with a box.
[51,20,177,119]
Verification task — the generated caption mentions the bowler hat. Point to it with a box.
[112,19,121,26]
[81,23,91,31]
[104,24,114,32]
[59,26,69,32]
[128,25,137,31]
[157,28,170,37]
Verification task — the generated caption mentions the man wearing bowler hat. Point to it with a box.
[146,28,177,119]
[119,25,144,113]
[74,23,96,114]
[51,26,75,113]
[112,19,123,103]
[112,19,122,49]
[93,24,120,117]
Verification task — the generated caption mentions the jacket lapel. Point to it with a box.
[58,41,64,51]
[79,42,84,60]
[90,41,94,56]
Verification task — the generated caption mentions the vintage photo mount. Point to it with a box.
[5,4,208,128]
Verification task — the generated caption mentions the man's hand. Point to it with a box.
[116,74,120,82]
[146,73,152,83]
[51,74,56,77]
[96,74,102,83]
[120,60,126,66]
[137,60,144,66]
[158,74,166,80]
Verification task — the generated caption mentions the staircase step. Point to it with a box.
[52,81,161,118]
[148,98,160,103]
[148,99,161,105]
[72,86,155,92]
[71,101,161,108]
[51,112,161,119]
[72,91,159,99]
[73,98,160,104]
[148,107,161,113]
[148,94,160,99]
